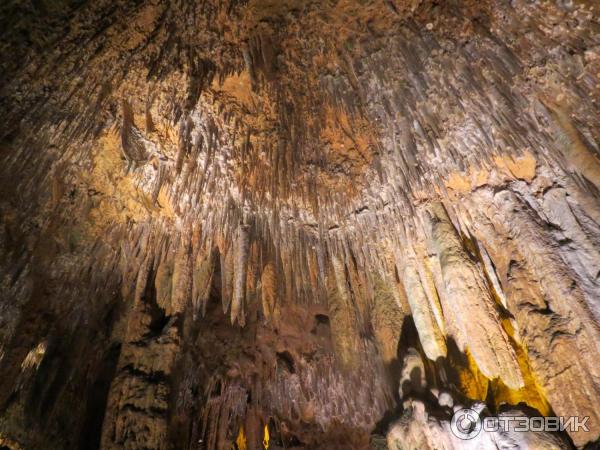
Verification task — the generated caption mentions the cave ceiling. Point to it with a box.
[0,0,599,449]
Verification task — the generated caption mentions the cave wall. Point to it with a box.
[0,0,599,449]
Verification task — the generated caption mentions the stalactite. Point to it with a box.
[260,262,276,323]
[120,100,150,168]
[327,255,362,368]
[395,244,447,361]
[428,202,523,390]
[155,251,174,313]
[171,232,192,314]
[231,223,250,326]
[220,244,234,315]
[370,275,405,365]
[192,249,215,319]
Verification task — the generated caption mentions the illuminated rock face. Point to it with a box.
[388,347,573,450]
[0,0,599,449]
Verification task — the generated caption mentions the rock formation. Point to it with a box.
[0,0,599,449]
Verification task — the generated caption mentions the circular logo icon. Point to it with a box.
[451,408,482,440]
